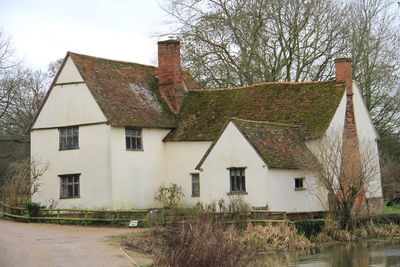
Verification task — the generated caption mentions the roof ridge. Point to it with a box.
[231,118,300,128]
[68,51,157,69]
[190,80,340,92]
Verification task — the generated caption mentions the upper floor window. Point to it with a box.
[125,127,142,150]
[295,177,305,190]
[59,126,79,150]
[229,168,246,193]
[60,174,80,199]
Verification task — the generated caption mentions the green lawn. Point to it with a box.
[384,204,400,214]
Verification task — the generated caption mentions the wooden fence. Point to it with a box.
[0,202,288,227]
[0,202,148,226]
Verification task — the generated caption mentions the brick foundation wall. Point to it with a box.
[367,197,384,214]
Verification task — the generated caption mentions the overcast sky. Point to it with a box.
[0,0,172,71]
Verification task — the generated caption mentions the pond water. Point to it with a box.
[250,239,400,267]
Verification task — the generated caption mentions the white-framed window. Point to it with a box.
[60,174,80,199]
[229,168,246,192]
[59,126,79,150]
[295,177,305,190]
[125,127,142,150]
[191,173,200,197]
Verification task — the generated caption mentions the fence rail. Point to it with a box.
[0,202,288,227]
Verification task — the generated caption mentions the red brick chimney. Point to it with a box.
[335,58,353,96]
[335,58,366,213]
[158,40,185,114]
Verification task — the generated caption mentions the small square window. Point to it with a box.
[295,177,305,190]
[125,127,142,150]
[191,173,200,197]
[60,174,80,198]
[229,168,246,192]
[59,126,79,150]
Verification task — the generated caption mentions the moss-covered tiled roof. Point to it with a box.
[233,119,311,169]
[164,81,345,141]
[69,52,196,128]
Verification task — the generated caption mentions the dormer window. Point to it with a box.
[125,127,143,150]
[59,126,79,150]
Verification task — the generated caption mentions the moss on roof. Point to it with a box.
[164,81,345,141]
[233,119,311,169]
[69,52,197,128]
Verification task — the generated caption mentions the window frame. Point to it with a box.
[191,173,200,197]
[125,127,143,151]
[228,167,247,194]
[295,177,305,191]
[59,126,79,150]
[59,173,81,199]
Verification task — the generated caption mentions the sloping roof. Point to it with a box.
[196,118,313,169]
[165,81,346,141]
[29,52,198,131]
[69,52,182,128]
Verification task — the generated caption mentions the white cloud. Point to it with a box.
[0,0,172,71]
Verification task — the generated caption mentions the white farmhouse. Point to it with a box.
[30,40,383,213]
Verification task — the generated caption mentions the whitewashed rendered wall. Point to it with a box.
[353,83,383,198]
[267,169,325,212]
[31,124,112,208]
[165,141,211,206]
[31,57,112,208]
[110,127,171,209]
[33,57,107,129]
[197,122,324,211]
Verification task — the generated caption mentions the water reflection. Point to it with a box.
[250,239,400,267]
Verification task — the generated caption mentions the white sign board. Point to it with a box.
[129,220,138,227]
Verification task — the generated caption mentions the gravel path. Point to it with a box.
[0,219,142,267]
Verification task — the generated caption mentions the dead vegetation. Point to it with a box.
[123,213,312,267]
[154,216,253,267]
[313,218,400,243]
[0,159,48,206]
[241,223,311,251]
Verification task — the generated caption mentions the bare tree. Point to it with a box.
[47,58,63,79]
[380,155,400,201]
[304,133,381,230]
[348,0,400,134]
[163,0,400,138]
[0,68,47,139]
[0,29,20,120]
[162,0,349,88]
[0,159,48,206]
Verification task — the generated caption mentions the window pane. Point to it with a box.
[126,137,131,149]
[73,135,78,148]
[68,176,73,183]
[132,138,137,150]
[60,137,66,150]
[192,174,199,196]
[136,137,142,149]
[231,175,235,191]
[68,185,73,197]
[74,176,79,183]
[236,176,241,191]
[67,136,73,148]
[74,184,79,197]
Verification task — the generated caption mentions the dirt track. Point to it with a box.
[0,219,141,267]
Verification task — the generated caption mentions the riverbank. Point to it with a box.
[116,215,400,266]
